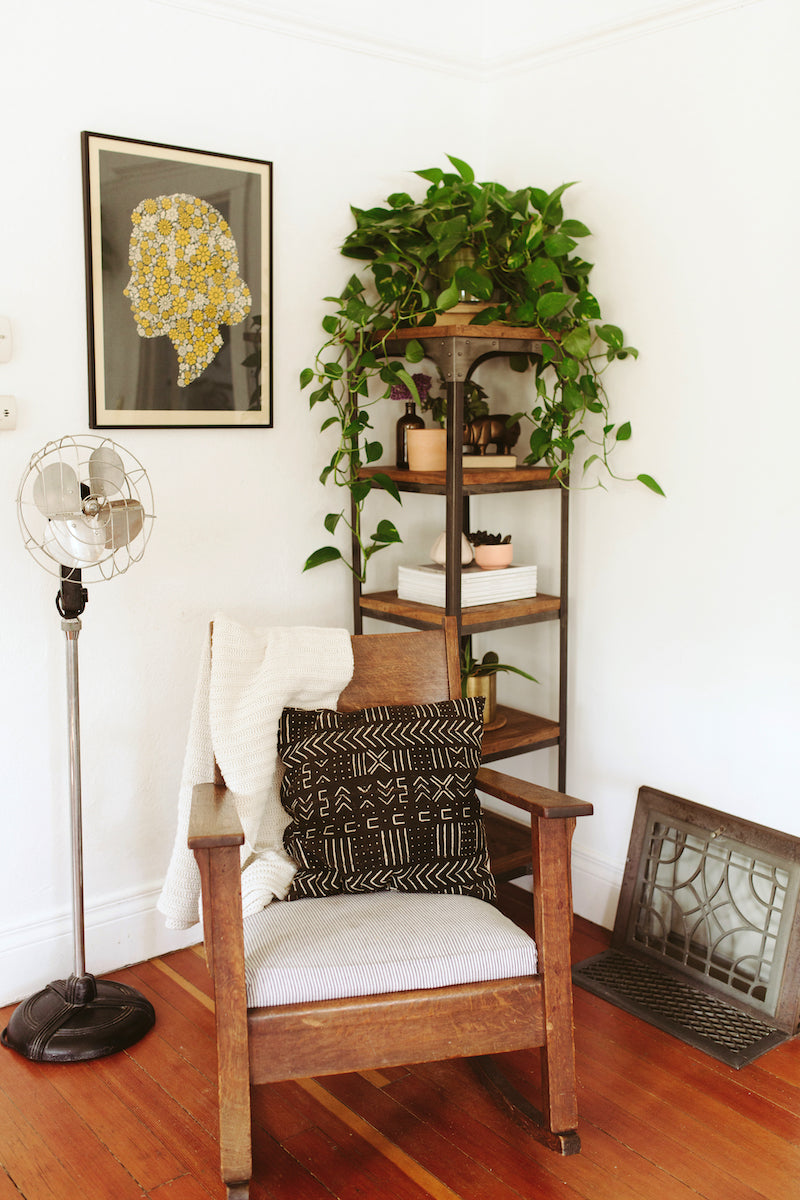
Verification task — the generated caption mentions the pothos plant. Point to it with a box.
[300,155,662,581]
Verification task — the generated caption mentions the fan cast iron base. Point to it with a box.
[1,973,155,1063]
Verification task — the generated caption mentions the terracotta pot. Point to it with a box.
[474,542,513,570]
[407,428,447,471]
[465,673,497,725]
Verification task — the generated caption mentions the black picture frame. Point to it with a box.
[82,132,272,429]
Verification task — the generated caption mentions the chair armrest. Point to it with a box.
[475,767,593,821]
[188,782,246,850]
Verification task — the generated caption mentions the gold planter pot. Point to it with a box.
[465,672,497,726]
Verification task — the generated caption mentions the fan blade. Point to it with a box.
[104,499,144,549]
[33,462,81,517]
[45,517,107,568]
[88,445,126,497]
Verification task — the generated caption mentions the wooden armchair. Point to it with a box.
[188,617,592,1199]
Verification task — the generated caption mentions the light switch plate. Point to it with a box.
[0,397,17,430]
[0,317,11,363]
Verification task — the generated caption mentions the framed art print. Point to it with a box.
[82,132,272,428]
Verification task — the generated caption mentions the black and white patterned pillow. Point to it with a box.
[278,697,495,902]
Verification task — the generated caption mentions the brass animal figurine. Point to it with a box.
[463,414,520,456]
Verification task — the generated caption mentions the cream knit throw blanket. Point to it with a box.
[158,614,354,929]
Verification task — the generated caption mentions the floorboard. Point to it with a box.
[1,885,798,1199]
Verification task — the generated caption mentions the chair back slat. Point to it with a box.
[338,617,460,712]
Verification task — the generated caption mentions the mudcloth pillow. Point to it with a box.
[278,698,495,902]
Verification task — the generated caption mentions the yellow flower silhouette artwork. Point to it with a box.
[124,193,251,387]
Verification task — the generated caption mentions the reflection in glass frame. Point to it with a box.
[82,132,272,429]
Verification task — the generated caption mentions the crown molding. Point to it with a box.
[148,0,480,77]
[149,0,766,79]
[486,0,766,79]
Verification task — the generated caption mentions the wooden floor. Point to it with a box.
[2,885,799,1200]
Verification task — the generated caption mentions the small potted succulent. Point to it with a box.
[461,644,537,726]
[469,530,513,570]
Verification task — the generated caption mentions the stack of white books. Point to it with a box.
[397,562,537,608]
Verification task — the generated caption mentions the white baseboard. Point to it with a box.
[509,844,622,932]
[0,884,200,1007]
[0,846,623,1007]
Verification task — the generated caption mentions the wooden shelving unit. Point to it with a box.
[351,323,570,879]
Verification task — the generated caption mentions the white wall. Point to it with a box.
[487,0,800,923]
[0,0,795,1003]
[0,0,482,1004]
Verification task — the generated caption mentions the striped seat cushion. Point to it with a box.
[242,890,537,1008]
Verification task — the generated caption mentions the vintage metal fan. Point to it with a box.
[3,434,156,1062]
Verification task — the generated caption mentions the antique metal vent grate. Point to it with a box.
[573,787,800,1068]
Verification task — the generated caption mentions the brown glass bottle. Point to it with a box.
[395,400,425,469]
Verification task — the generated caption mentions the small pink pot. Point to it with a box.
[473,542,513,570]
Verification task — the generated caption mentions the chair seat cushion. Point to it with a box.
[242,890,537,1008]
[278,699,495,903]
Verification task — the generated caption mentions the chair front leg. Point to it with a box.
[531,815,580,1138]
[195,844,252,1197]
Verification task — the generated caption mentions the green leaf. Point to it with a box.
[562,381,584,412]
[616,421,632,442]
[365,440,383,463]
[510,299,538,325]
[544,232,577,257]
[560,219,591,238]
[323,361,344,379]
[323,512,342,534]
[582,454,600,473]
[371,472,402,504]
[456,267,494,301]
[404,339,424,364]
[309,385,332,407]
[529,427,551,461]
[350,479,372,504]
[574,290,601,321]
[446,154,475,183]
[525,257,562,288]
[395,367,420,404]
[469,305,503,325]
[299,367,314,389]
[508,354,530,373]
[373,519,402,544]
[322,314,339,335]
[561,325,592,359]
[537,292,573,320]
[596,324,624,351]
[415,167,444,184]
[637,473,666,497]
[436,282,460,311]
[303,546,342,571]
[542,181,577,225]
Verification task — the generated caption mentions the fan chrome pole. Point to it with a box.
[63,614,86,979]
[0,571,156,1063]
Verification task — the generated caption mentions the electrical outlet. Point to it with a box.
[0,397,17,430]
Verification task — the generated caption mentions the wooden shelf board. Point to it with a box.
[360,591,560,632]
[481,706,560,762]
[359,464,561,494]
[380,321,558,343]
